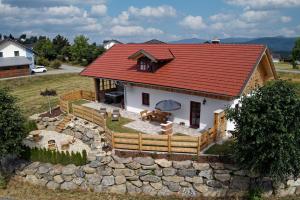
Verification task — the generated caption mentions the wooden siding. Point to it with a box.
[0,65,30,78]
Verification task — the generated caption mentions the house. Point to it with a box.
[103,39,123,50]
[0,38,35,78]
[80,44,277,132]
[271,53,281,63]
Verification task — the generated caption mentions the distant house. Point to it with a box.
[272,53,281,63]
[103,39,122,50]
[0,39,35,78]
[81,44,277,132]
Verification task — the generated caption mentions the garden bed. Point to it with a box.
[39,107,62,118]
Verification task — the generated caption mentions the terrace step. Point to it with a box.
[55,114,73,133]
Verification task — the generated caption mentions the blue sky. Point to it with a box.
[0,0,299,43]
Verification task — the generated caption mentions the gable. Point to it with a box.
[242,50,277,95]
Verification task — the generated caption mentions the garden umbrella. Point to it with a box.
[155,100,181,111]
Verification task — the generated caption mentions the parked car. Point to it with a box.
[31,65,47,74]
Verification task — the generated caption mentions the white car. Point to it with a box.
[31,65,47,74]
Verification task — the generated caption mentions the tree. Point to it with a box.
[226,80,300,182]
[292,38,300,69]
[40,89,57,114]
[70,35,90,65]
[34,37,56,60]
[52,34,70,59]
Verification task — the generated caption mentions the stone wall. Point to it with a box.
[15,155,300,198]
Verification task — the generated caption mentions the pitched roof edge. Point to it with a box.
[0,38,36,54]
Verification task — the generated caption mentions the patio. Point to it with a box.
[82,101,203,136]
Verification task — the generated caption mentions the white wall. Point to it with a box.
[104,41,118,50]
[125,85,234,131]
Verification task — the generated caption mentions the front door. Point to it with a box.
[190,101,201,128]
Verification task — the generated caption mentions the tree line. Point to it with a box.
[0,34,105,67]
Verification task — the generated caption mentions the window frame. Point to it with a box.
[142,92,150,106]
[0,52,3,57]
[14,51,19,56]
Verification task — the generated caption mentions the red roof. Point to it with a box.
[81,44,266,97]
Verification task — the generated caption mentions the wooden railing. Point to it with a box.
[59,90,95,113]
[111,128,216,156]
[72,104,106,128]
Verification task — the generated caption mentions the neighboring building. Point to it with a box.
[272,53,281,63]
[103,39,122,50]
[81,44,277,132]
[0,39,35,78]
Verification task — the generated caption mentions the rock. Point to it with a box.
[115,175,126,185]
[193,183,208,193]
[25,175,39,185]
[141,164,158,170]
[142,185,157,196]
[133,157,155,166]
[126,176,139,181]
[23,168,37,175]
[113,155,133,164]
[210,163,224,170]
[277,187,296,197]
[53,175,64,184]
[206,180,223,188]
[97,167,113,176]
[165,182,181,192]
[61,182,78,190]
[43,174,54,181]
[108,161,125,169]
[185,176,203,184]
[62,164,76,175]
[74,132,83,139]
[94,185,104,193]
[198,169,213,179]
[99,156,112,165]
[126,182,142,194]
[215,173,231,182]
[163,168,177,176]
[162,176,184,183]
[296,186,300,195]
[86,131,94,139]
[193,163,210,171]
[234,170,249,176]
[73,177,85,185]
[62,175,73,182]
[287,178,300,187]
[157,186,173,196]
[180,187,197,197]
[230,176,250,191]
[108,184,127,194]
[150,182,163,190]
[113,169,135,177]
[46,181,60,190]
[83,166,96,174]
[155,159,172,168]
[75,169,85,178]
[126,161,141,170]
[173,160,192,169]
[131,180,143,187]
[47,125,56,131]
[89,161,101,168]
[50,165,62,176]
[140,175,161,183]
[154,169,163,177]
[177,169,197,177]
[180,181,191,187]
[101,175,115,186]
[136,169,151,176]
[37,165,51,174]
[86,174,102,185]
[224,164,239,171]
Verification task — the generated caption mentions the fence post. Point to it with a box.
[168,135,171,153]
[138,133,142,151]
[112,132,115,149]
[197,136,201,156]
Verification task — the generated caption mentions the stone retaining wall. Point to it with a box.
[15,155,300,198]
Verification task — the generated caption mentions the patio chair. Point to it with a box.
[99,107,108,118]
[111,109,120,121]
[140,110,149,121]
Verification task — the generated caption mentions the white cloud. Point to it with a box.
[281,16,292,23]
[46,6,82,16]
[128,5,176,18]
[180,15,206,30]
[112,11,130,25]
[241,10,273,22]
[111,25,163,37]
[90,4,107,16]
[225,0,300,8]
[209,13,234,22]
[279,27,296,36]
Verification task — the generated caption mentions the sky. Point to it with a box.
[0,0,300,43]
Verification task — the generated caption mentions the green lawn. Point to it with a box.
[0,74,93,117]
[106,116,141,133]
[204,140,234,155]
[275,62,299,71]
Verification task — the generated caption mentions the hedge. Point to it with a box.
[21,146,87,166]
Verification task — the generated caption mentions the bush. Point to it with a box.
[24,120,37,134]
[49,59,62,69]
[226,80,300,182]
[21,146,87,166]
[36,57,50,67]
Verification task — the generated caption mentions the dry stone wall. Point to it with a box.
[15,155,300,198]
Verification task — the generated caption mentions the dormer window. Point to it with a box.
[138,57,152,72]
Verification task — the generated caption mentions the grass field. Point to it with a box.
[275,62,299,71]
[0,74,93,117]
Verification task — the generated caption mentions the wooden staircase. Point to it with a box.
[55,114,73,133]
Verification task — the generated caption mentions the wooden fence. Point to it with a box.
[72,104,106,128]
[59,90,95,113]
[111,128,216,156]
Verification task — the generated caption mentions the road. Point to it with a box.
[0,64,83,81]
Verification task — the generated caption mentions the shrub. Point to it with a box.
[36,57,50,67]
[49,59,62,69]
[226,80,300,182]
[24,120,37,134]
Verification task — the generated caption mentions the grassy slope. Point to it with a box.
[275,62,299,71]
[0,74,93,117]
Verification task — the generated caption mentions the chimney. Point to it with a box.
[211,37,220,44]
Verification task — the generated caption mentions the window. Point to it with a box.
[142,93,150,106]
[140,61,149,71]
[138,57,152,72]
[0,52,3,57]
[14,51,19,56]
